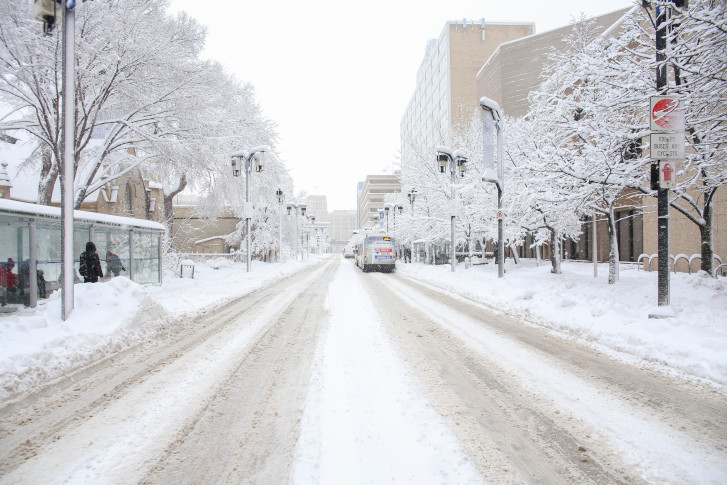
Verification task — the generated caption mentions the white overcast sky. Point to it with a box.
[168,0,637,211]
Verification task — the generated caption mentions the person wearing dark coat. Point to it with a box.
[79,242,104,283]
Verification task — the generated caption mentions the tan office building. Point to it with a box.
[476,8,631,118]
[400,19,533,164]
[475,7,726,269]
[358,174,401,230]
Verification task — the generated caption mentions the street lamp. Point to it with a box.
[385,203,404,257]
[231,145,269,273]
[435,146,468,272]
[480,96,504,278]
[33,0,76,319]
[407,189,417,263]
[276,188,284,262]
[287,203,307,261]
[308,215,316,258]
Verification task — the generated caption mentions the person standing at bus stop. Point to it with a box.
[79,242,104,283]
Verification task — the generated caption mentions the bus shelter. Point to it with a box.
[1,199,165,308]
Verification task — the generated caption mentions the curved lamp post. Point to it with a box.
[231,145,269,272]
[480,96,504,278]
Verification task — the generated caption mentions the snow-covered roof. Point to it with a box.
[0,198,165,231]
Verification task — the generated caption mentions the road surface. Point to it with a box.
[0,257,724,484]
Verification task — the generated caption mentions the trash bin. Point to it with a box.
[180,259,195,279]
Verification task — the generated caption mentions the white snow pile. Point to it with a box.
[397,259,727,389]
[0,257,318,403]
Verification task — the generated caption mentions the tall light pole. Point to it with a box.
[480,96,505,278]
[436,146,468,272]
[308,215,315,258]
[33,0,76,319]
[407,189,417,263]
[287,203,307,261]
[231,145,269,272]
[386,203,404,259]
[276,188,284,262]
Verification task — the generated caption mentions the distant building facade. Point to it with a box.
[358,174,401,229]
[326,210,358,252]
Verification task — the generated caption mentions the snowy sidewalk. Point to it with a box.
[396,259,727,389]
[0,257,319,402]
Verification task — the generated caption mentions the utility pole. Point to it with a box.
[61,0,76,320]
[656,3,670,306]
[653,1,688,306]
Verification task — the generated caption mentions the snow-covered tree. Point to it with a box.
[0,0,226,208]
[658,0,727,275]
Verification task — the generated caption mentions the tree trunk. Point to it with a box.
[37,146,58,206]
[606,208,620,284]
[550,229,561,274]
[700,199,714,276]
[163,174,187,228]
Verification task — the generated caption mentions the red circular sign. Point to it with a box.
[652,98,678,128]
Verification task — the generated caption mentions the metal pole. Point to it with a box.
[295,209,300,261]
[278,209,282,262]
[656,4,670,306]
[497,122,504,278]
[61,0,75,320]
[593,213,598,278]
[245,157,251,272]
[450,163,456,272]
[29,219,38,308]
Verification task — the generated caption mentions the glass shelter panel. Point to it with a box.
[1,200,165,310]
[37,220,63,295]
[0,215,29,304]
[132,232,160,285]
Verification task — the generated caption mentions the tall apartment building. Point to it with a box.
[357,174,401,229]
[356,181,364,229]
[400,19,533,164]
[327,210,358,252]
[305,195,328,220]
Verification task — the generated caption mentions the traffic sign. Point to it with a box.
[650,96,684,132]
[659,161,676,189]
[650,132,684,160]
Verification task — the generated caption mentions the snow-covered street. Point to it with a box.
[1,256,725,484]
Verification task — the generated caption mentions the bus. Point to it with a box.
[354,234,396,273]
[343,244,355,258]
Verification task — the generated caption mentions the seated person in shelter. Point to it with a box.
[0,258,19,306]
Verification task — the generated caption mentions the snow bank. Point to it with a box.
[397,259,727,388]
[0,257,318,403]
